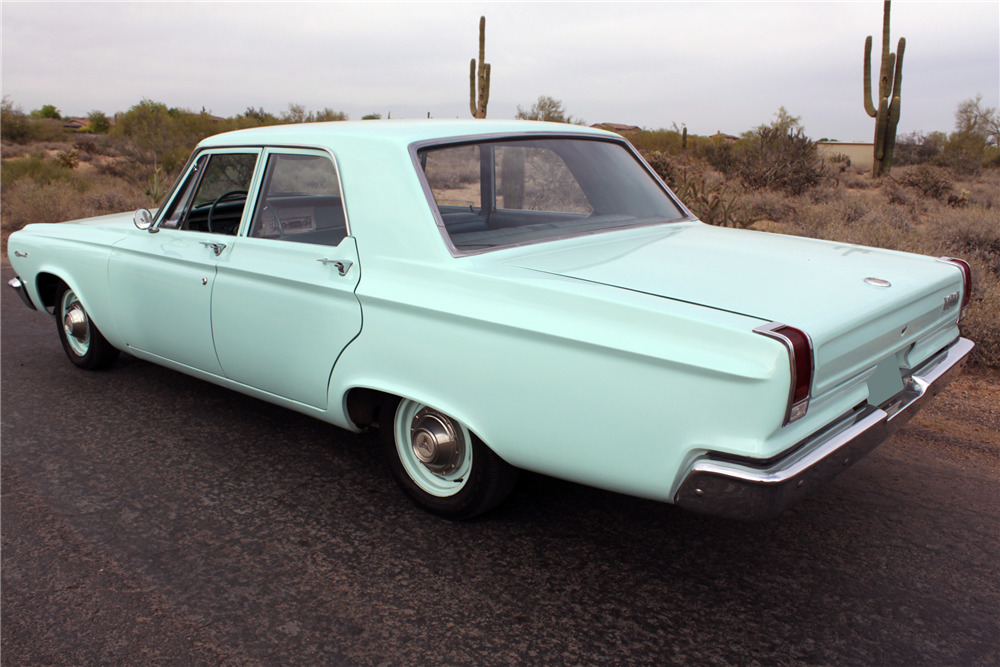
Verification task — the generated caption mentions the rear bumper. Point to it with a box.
[7,276,37,311]
[673,336,974,521]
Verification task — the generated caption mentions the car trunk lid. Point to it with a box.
[505,223,965,398]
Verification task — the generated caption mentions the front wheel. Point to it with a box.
[381,397,517,519]
[55,284,119,370]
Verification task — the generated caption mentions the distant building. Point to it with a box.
[817,141,874,170]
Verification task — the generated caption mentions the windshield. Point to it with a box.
[418,137,688,253]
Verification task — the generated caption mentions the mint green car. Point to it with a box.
[7,120,974,520]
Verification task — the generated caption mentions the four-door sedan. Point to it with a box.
[7,120,974,520]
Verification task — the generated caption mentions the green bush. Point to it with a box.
[30,104,61,120]
[87,110,111,133]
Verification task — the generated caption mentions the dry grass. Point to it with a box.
[1,147,148,254]
[742,166,1000,368]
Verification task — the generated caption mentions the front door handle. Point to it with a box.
[317,258,353,276]
[200,241,227,256]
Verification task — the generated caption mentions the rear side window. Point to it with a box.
[249,153,347,247]
[419,138,686,253]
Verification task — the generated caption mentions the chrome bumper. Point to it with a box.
[674,337,974,521]
[7,276,37,311]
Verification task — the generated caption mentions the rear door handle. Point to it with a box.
[317,258,353,276]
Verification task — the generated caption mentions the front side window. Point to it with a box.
[419,138,687,252]
[159,152,258,235]
[249,153,347,246]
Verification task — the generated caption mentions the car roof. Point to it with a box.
[198,119,618,149]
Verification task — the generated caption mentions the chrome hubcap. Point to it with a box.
[60,290,90,357]
[411,408,462,474]
[394,400,473,498]
[63,305,88,341]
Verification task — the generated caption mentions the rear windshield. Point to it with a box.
[417,138,688,253]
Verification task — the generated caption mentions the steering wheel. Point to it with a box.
[207,190,248,233]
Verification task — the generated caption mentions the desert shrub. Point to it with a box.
[629,128,686,154]
[1,172,146,236]
[1,154,74,184]
[883,184,911,207]
[0,115,67,143]
[695,137,739,174]
[896,165,954,200]
[735,124,826,195]
[1,141,32,159]
[961,271,1000,368]
[934,206,1000,277]
[55,147,81,169]
[645,151,752,227]
[841,169,873,190]
[740,189,800,225]
[893,131,945,166]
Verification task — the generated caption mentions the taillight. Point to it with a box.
[755,323,814,425]
[940,257,973,320]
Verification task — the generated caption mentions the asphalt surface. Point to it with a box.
[3,263,999,666]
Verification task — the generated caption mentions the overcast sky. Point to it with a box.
[2,1,997,142]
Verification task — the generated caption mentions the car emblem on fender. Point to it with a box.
[943,291,960,312]
[864,277,892,287]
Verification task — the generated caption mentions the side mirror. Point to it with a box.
[133,208,154,232]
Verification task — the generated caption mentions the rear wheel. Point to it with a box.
[55,284,119,370]
[381,397,517,519]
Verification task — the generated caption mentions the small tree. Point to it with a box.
[313,108,348,122]
[941,95,1000,171]
[30,103,61,120]
[87,110,111,133]
[281,104,347,123]
[954,95,1000,151]
[515,95,583,124]
[1,96,29,141]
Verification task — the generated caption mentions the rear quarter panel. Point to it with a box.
[330,255,793,502]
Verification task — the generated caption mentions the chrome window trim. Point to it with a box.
[154,144,351,240]
[408,132,696,258]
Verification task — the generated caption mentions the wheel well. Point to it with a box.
[35,273,65,312]
[345,388,388,429]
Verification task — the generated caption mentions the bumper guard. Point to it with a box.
[7,276,37,311]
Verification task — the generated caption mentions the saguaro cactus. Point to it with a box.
[469,16,491,119]
[864,0,905,177]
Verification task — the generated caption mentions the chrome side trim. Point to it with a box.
[673,336,974,521]
[7,276,37,311]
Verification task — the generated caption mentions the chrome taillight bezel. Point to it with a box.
[755,322,814,425]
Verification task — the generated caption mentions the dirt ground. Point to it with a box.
[908,368,1000,469]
